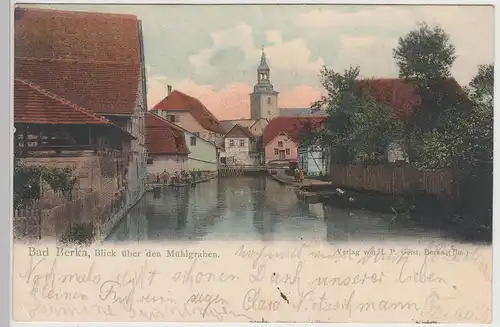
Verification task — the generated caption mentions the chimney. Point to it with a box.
[167,85,172,95]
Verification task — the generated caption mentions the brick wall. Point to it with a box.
[24,153,99,191]
[98,155,119,206]
[24,152,122,209]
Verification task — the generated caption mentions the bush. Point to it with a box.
[60,222,95,245]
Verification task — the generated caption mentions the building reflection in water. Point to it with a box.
[106,176,450,244]
[250,176,276,241]
[324,204,350,242]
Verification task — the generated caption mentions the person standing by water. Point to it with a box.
[298,167,304,184]
[294,167,300,182]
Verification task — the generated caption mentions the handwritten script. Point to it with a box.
[13,242,492,323]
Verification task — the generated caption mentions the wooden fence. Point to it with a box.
[13,207,42,241]
[13,189,130,241]
[330,164,458,200]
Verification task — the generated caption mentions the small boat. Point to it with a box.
[169,182,196,188]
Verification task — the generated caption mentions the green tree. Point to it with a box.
[350,91,405,164]
[304,66,404,164]
[306,65,362,163]
[413,64,493,169]
[462,64,493,165]
[393,22,459,162]
[393,22,456,83]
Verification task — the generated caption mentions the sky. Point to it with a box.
[25,4,494,120]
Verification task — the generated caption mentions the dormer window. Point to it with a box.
[267,97,271,104]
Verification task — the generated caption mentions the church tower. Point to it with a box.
[250,47,279,121]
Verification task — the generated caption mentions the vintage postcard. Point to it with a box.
[12,3,494,323]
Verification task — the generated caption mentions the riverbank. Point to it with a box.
[269,174,491,242]
[95,186,146,243]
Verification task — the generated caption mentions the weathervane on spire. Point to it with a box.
[260,45,267,66]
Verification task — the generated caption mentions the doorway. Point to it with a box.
[279,150,285,160]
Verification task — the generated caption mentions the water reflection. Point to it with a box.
[107,176,455,244]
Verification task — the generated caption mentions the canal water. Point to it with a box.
[106,176,467,245]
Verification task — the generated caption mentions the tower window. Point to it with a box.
[267,97,271,104]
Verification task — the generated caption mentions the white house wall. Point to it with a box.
[387,141,408,163]
[147,154,187,175]
[126,66,148,201]
[224,137,258,165]
[184,132,218,172]
[298,146,328,176]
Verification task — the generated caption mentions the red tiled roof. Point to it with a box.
[15,78,110,125]
[355,77,469,120]
[14,7,141,115]
[223,124,255,140]
[151,90,225,134]
[145,112,189,155]
[263,116,326,146]
[15,7,140,62]
[14,78,135,138]
[16,58,141,115]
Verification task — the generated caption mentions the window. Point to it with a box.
[147,158,153,164]
[274,148,278,155]
[169,115,175,122]
[190,136,197,146]
[278,141,283,148]
[229,139,235,147]
[239,140,245,147]
[267,97,271,105]
[286,148,290,155]
[193,132,200,137]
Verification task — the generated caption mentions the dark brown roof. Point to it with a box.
[355,77,470,120]
[14,7,142,115]
[223,124,255,140]
[14,78,135,138]
[262,116,326,146]
[145,112,189,155]
[151,90,225,134]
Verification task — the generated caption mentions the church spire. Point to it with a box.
[258,45,269,70]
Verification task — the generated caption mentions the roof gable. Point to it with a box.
[145,112,189,155]
[151,90,225,133]
[223,124,255,140]
[249,117,269,129]
[262,116,325,146]
[267,131,298,146]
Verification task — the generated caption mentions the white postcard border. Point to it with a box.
[3,0,499,326]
